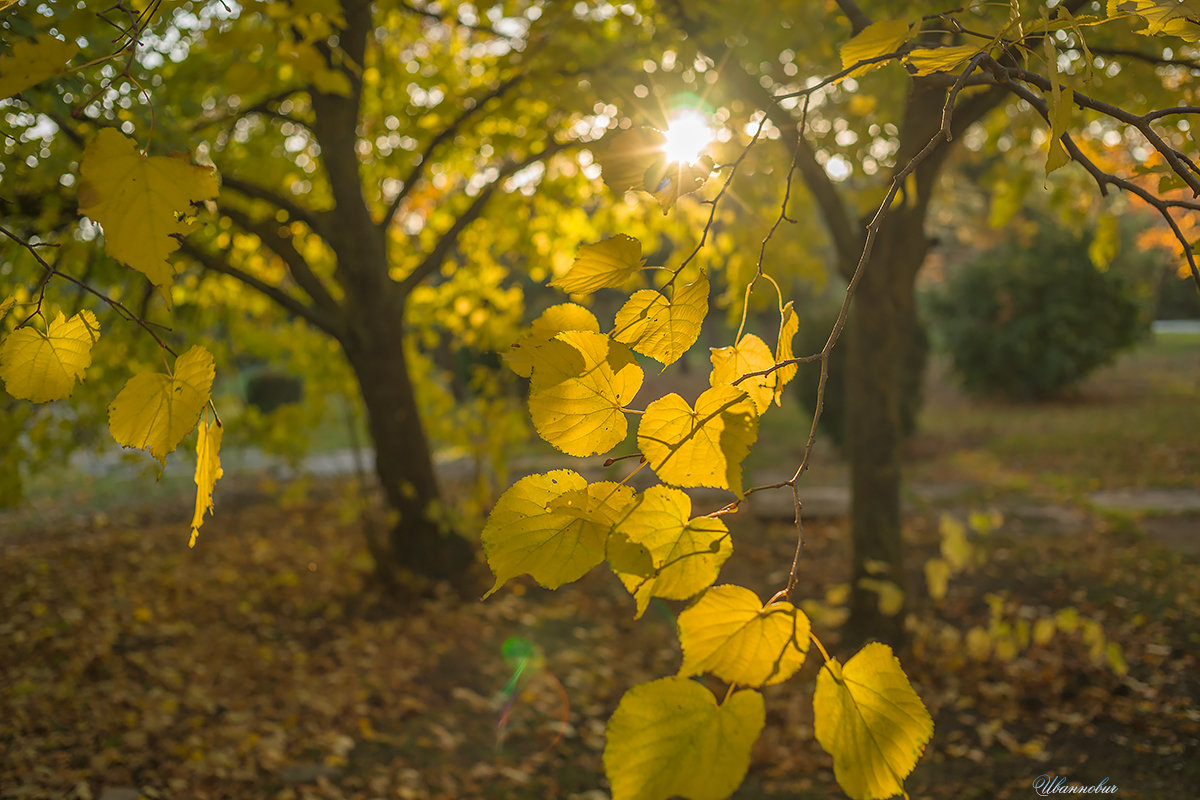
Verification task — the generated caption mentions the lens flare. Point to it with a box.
[662,110,713,165]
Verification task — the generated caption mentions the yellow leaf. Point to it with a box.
[924,557,951,601]
[839,19,910,78]
[0,310,99,402]
[189,419,223,547]
[647,155,715,213]
[856,578,905,616]
[0,296,13,322]
[108,345,215,466]
[773,301,799,405]
[638,385,758,494]
[550,235,644,295]
[678,584,811,687]
[604,676,764,800]
[813,643,933,800]
[965,626,992,660]
[1108,0,1200,40]
[1032,617,1056,646]
[596,126,668,194]
[78,129,220,286]
[504,302,599,378]
[1089,213,1119,271]
[939,513,972,571]
[527,331,642,457]
[903,44,980,75]
[0,36,78,99]
[709,333,775,415]
[612,486,732,617]
[481,471,634,596]
[612,273,708,367]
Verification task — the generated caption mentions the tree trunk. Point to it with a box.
[843,213,927,648]
[341,314,476,589]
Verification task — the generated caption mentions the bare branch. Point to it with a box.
[998,79,1200,288]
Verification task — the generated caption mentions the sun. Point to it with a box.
[662,110,713,165]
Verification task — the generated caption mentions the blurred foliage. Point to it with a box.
[927,223,1156,400]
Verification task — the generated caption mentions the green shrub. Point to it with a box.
[793,299,929,450]
[927,225,1152,400]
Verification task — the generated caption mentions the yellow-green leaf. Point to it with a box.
[0,296,13,322]
[813,643,934,800]
[839,20,910,78]
[638,385,758,494]
[612,486,731,617]
[189,419,223,548]
[604,676,764,800]
[612,273,708,367]
[0,36,78,99]
[773,301,799,405]
[709,333,775,415]
[78,129,220,286]
[528,330,642,457]
[550,235,644,295]
[924,557,951,601]
[1108,0,1200,40]
[481,471,634,596]
[596,126,668,194]
[678,584,810,687]
[0,310,99,402]
[108,345,214,466]
[903,44,980,75]
[505,302,600,378]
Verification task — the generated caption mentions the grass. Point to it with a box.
[907,332,1200,496]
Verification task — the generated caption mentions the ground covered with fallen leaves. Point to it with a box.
[3,481,1198,799]
[4,340,1200,799]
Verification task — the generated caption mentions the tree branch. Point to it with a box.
[380,72,524,232]
[218,204,343,315]
[397,141,569,296]
[834,0,872,36]
[999,79,1200,288]
[219,175,332,240]
[1089,45,1200,72]
[177,239,344,338]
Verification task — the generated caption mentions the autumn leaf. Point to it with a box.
[773,301,799,405]
[0,310,100,402]
[612,273,708,367]
[1107,0,1200,40]
[527,330,643,457]
[504,302,600,378]
[596,126,669,194]
[108,345,215,466]
[0,36,78,99]
[0,296,13,322]
[903,44,980,75]
[604,676,764,800]
[611,486,731,617]
[647,155,715,213]
[78,129,220,286]
[638,385,758,494]
[709,334,775,415]
[813,642,934,800]
[190,419,223,547]
[678,585,811,687]
[481,471,634,596]
[550,235,644,294]
[839,19,910,78]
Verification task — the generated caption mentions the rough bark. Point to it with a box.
[842,212,926,648]
[340,307,476,588]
